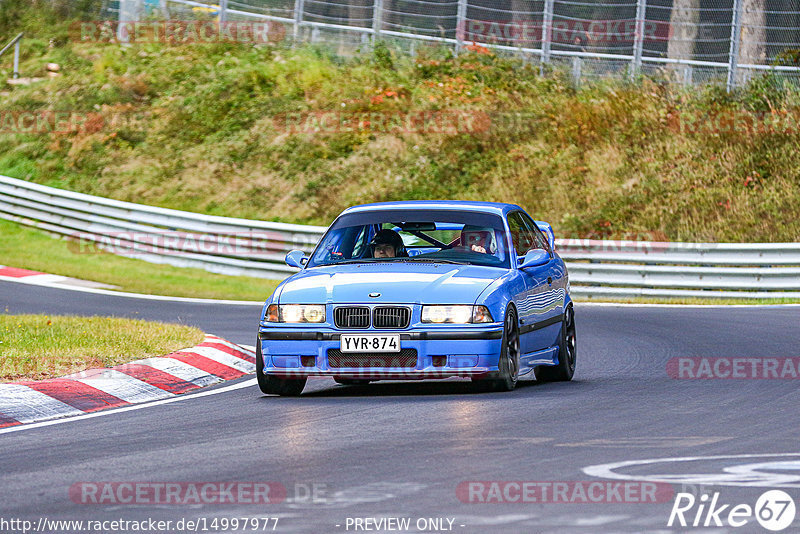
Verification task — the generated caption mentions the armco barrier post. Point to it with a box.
[455,0,467,54]
[726,0,743,92]
[630,0,646,80]
[372,0,383,41]
[12,39,20,79]
[540,0,554,74]
[572,56,581,86]
[293,0,305,42]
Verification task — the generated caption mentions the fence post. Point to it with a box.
[12,39,20,79]
[219,0,228,23]
[726,0,743,92]
[630,0,646,81]
[571,55,581,86]
[116,0,143,43]
[455,0,467,54]
[373,0,384,41]
[293,0,305,42]
[683,65,693,86]
[540,0,554,73]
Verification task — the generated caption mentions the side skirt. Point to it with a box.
[520,346,559,374]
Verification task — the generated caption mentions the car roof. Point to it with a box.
[340,200,524,217]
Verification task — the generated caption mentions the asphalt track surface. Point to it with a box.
[2,279,800,533]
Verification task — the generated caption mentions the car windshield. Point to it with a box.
[307,209,510,269]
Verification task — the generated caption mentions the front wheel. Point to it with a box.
[473,306,520,392]
[535,305,576,382]
[256,341,307,396]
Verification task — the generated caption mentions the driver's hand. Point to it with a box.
[470,244,486,253]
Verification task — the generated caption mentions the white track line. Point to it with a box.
[0,274,263,305]
[575,302,800,308]
[0,384,84,423]
[4,269,800,308]
[0,378,257,435]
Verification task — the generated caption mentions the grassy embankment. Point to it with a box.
[1,2,798,302]
[0,313,205,382]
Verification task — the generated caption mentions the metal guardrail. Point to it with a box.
[0,33,23,80]
[0,174,325,279]
[1,174,799,299]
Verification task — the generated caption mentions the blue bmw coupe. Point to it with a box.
[256,201,576,395]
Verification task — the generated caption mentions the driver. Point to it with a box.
[460,225,497,255]
[370,229,405,258]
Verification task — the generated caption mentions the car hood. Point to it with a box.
[278,262,503,304]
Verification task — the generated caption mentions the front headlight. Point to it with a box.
[265,304,326,323]
[421,305,494,324]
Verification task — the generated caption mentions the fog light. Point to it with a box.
[301,355,316,367]
[431,355,447,367]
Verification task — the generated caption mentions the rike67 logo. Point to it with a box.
[668,490,797,531]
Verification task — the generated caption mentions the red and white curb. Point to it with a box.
[0,334,255,429]
[0,265,117,289]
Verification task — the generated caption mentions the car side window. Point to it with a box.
[519,212,551,254]
[508,212,539,257]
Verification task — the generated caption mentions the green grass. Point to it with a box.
[1,29,799,242]
[3,19,800,242]
[1,5,798,304]
[0,313,204,382]
[0,219,280,300]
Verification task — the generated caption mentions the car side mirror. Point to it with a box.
[285,250,308,269]
[519,249,550,269]
[535,221,555,250]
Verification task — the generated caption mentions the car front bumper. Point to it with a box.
[258,327,504,379]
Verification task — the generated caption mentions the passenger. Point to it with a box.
[461,225,497,255]
[370,229,406,258]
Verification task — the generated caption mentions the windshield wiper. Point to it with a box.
[324,259,374,265]
[402,258,468,265]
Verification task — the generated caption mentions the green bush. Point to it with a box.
[1,32,799,242]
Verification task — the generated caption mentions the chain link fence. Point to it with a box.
[103,0,800,88]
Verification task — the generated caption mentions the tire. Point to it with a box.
[535,305,576,382]
[256,341,307,396]
[334,378,371,386]
[473,306,520,392]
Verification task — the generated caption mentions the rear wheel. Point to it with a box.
[256,341,307,396]
[534,305,576,382]
[473,306,520,392]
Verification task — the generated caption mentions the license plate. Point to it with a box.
[340,334,400,353]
